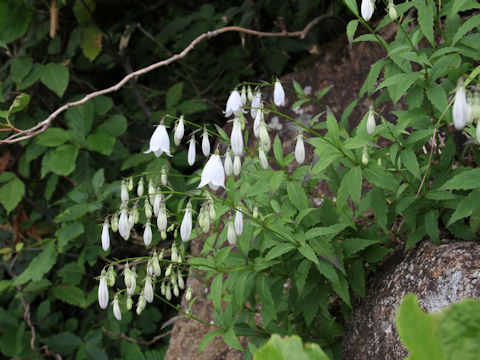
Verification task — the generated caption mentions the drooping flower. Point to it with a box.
[180,201,193,242]
[224,89,242,117]
[227,220,236,245]
[188,135,196,166]
[295,133,305,164]
[198,154,226,190]
[98,270,109,309]
[234,209,243,235]
[274,79,285,106]
[259,147,268,169]
[240,86,247,105]
[231,117,243,156]
[387,0,397,20]
[113,295,122,320]
[136,291,146,315]
[118,208,130,240]
[476,121,480,143]
[121,180,129,203]
[144,123,172,157]
[157,204,167,231]
[259,121,271,152]
[202,126,210,157]
[453,79,468,130]
[251,91,262,119]
[101,220,110,251]
[224,150,233,176]
[366,104,376,135]
[253,103,264,137]
[137,177,144,197]
[361,0,374,21]
[233,155,241,176]
[144,276,154,303]
[143,221,152,246]
[174,115,185,146]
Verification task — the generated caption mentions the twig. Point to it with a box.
[0,16,329,145]
[102,327,171,346]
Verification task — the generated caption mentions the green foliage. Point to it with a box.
[396,295,480,360]
[253,334,329,360]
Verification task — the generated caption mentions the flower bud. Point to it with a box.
[188,135,196,166]
[161,281,166,296]
[477,121,480,143]
[361,0,374,21]
[101,220,110,251]
[144,200,152,220]
[136,291,146,315]
[153,189,162,217]
[161,230,167,240]
[453,79,468,130]
[177,270,185,290]
[132,205,139,224]
[113,295,122,320]
[137,177,144,197]
[98,270,109,310]
[240,86,247,105]
[202,126,210,157]
[259,121,271,152]
[231,117,243,156]
[180,201,193,242]
[253,204,258,219]
[107,266,116,287]
[148,179,155,205]
[165,263,173,277]
[147,258,153,276]
[166,283,172,301]
[209,202,216,220]
[224,150,233,176]
[128,211,134,231]
[247,86,253,102]
[273,79,285,106]
[366,104,376,135]
[259,147,268,170]
[161,166,168,186]
[466,92,474,124]
[295,133,305,164]
[119,209,130,240]
[388,2,397,20]
[144,221,152,246]
[227,220,236,246]
[253,104,263,138]
[173,283,180,297]
[235,209,243,235]
[111,214,118,232]
[157,205,167,232]
[174,115,185,146]
[171,243,178,262]
[152,255,161,277]
[233,155,241,176]
[185,286,193,301]
[251,91,261,119]
[144,276,154,303]
[126,295,133,310]
[121,180,129,202]
[127,177,134,192]
[362,146,369,165]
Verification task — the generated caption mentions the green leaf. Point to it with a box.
[254,334,329,360]
[424,209,440,243]
[210,275,222,311]
[0,176,25,213]
[40,63,69,97]
[8,93,30,114]
[198,331,222,353]
[377,72,421,104]
[73,0,96,23]
[11,242,57,286]
[287,181,309,211]
[98,114,127,136]
[310,142,342,174]
[51,285,87,308]
[440,169,480,190]
[55,203,89,223]
[326,108,340,147]
[396,294,445,360]
[87,129,116,155]
[416,1,435,46]
[364,164,399,192]
[371,187,388,231]
[256,274,276,326]
[0,0,31,44]
[346,166,362,204]
[298,244,319,265]
[265,243,296,261]
[65,101,94,138]
[346,20,358,45]
[222,328,243,351]
[43,332,82,354]
[46,144,79,176]
[452,14,480,45]
[400,148,421,180]
[343,0,359,16]
[305,223,348,239]
[80,26,102,61]
[360,58,387,96]
[342,238,378,256]
[56,223,85,252]
[448,190,480,226]
[166,82,184,109]
[35,128,71,147]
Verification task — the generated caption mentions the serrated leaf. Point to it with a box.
[287,181,309,211]
[416,1,435,46]
[8,93,30,114]
[342,238,378,256]
[210,275,222,311]
[11,242,57,286]
[424,209,440,243]
[360,58,387,96]
[440,169,480,190]
[452,14,480,45]
[86,129,115,155]
[400,148,421,180]
[198,330,222,353]
[364,164,399,192]
[40,63,69,97]
[166,82,183,109]
[46,144,79,176]
[326,108,340,147]
[372,186,388,231]
[44,332,82,354]
[264,243,296,261]
[448,190,480,225]
[377,72,422,104]
[346,166,362,204]
[222,328,243,351]
[0,176,25,213]
[273,135,284,164]
[52,285,87,308]
[56,223,84,252]
[35,128,71,147]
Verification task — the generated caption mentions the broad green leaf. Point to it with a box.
[222,328,243,351]
[51,285,87,308]
[342,238,378,256]
[11,242,57,286]
[424,209,439,243]
[93,95,113,115]
[287,181,309,211]
[346,166,362,204]
[254,334,329,360]
[8,57,30,85]
[273,135,284,164]
[166,82,184,109]
[98,114,127,136]
[56,223,85,252]
[346,20,358,45]
[0,0,31,44]
[400,148,421,179]
[46,144,79,176]
[371,187,387,230]
[360,58,387,96]
[35,128,71,147]
[0,176,25,213]
[377,72,421,104]
[298,244,319,265]
[416,1,435,46]
[343,138,369,149]
[80,26,102,61]
[210,275,222,311]
[310,143,342,174]
[87,130,116,155]
[396,294,445,360]
[256,274,276,326]
[343,0,359,16]
[73,0,96,23]
[40,63,69,97]
[440,169,480,190]
[452,14,480,45]
[305,223,348,239]
[448,190,480,226]
[348,259,365,298]
[426,83,448,112]
[65,101,94,138]
[364,164,399,192]
[43,332,82,354]
[326,108,340,147]
[265,243,296,261]
[8,93,30,114]
[198,331,222,353]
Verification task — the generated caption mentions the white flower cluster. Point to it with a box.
[452,79,480,142]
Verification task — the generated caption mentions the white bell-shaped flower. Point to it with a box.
[188,135,196,166]
[453,80,468,130]
[98,270,109,309]
[234,209,243,235]
[295,133,305,164]
[259,121,271,152]
[274,79,285,106]
[259,147,268,169]
[113,295,122,320]
[202,126,210,157]
[253,104,263,138]
[180,201,193,242]
[366,105,376,135]
[240,86,247,105]
[224,150,233,176]
[251,91,262,119]
[118,209,130,240]
[174,115,185,146]
[157,205,167,231]
[198,154,226,190]
[231,117,243,156]
[361,0,374,21]
[137,177,144,197]
[144,276,154,303]
[143,221,152,246]
[101,220,110,251]
[224,89,242,117]
[227,220,236,246]
[136,291,146,315]
[144,123,172,157]
[126,268,137,296]
[233,155,241,176]
[121,180,129,202]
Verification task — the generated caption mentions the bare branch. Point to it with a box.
[0,16,331,145]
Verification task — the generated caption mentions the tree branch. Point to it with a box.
[0,16,330,145]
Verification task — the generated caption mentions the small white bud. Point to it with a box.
[144,276,154,303]
[165,263,173,277]
[118,209,130,240]
[476,121,480,143]
[295,133,305,164]
[113,295,122,320]
[233,155,241,176]
[153,190,162,217]
[366,104,376,135]
[166,283,172,301]
[157,205,167,232]
[240,86,247,105]
[202,126,210,157]
[101,220,110,251]
[180,201,193,242]
[259,147,268,170]
[185,286,193,301]
[107,266,116,287]
[137,177,144,197]
[247,86,253,102]
[126,295,133,310]
[234,209,243,235]
[177,271,185,290]
[231,117,244,156]
[127,177,134,191]
[132,205,139,224]
[259,121,271,152]
[224,150,233,176]
[273,79,285,106]
[227,220,236,246]
[361,0,374,21]
[127,211,134,231]
[453,79,468,130]
[148,179,155,205]
[161,281,166,296]
[121,180,129,202]
[251,91,262,119]
[253,104,263,138]
[136,292,146,315]
[98,270,109,310]
[161,166,168,186]
[111,214,118,233]
[362,146,369,165]
[388,0,397,20]
[143,221,152,246]
[253,204,258,219]
[173,283,179,297]
[174,115,185,146]
[188,135,196,166]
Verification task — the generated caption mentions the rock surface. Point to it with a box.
[342,240,480,360]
